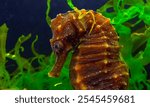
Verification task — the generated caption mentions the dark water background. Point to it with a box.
[0,0,107,57]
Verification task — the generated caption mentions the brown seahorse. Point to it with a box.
[48,9,129,90]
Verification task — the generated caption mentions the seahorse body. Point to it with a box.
[49,9,129,90]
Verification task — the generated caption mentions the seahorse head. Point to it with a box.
[49,11,85,77]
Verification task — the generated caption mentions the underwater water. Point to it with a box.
[0,0,150,90]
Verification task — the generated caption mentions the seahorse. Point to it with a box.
[48,8,129,90]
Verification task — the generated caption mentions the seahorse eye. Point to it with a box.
[53,41,64,54]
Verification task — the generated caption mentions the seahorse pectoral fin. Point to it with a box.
[48,51,67,77]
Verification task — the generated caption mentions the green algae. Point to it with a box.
[67,0,75,10]
[0,0,150,90]
[0,24,10,89]
[46,0,51,25]
[0,23,72,90]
